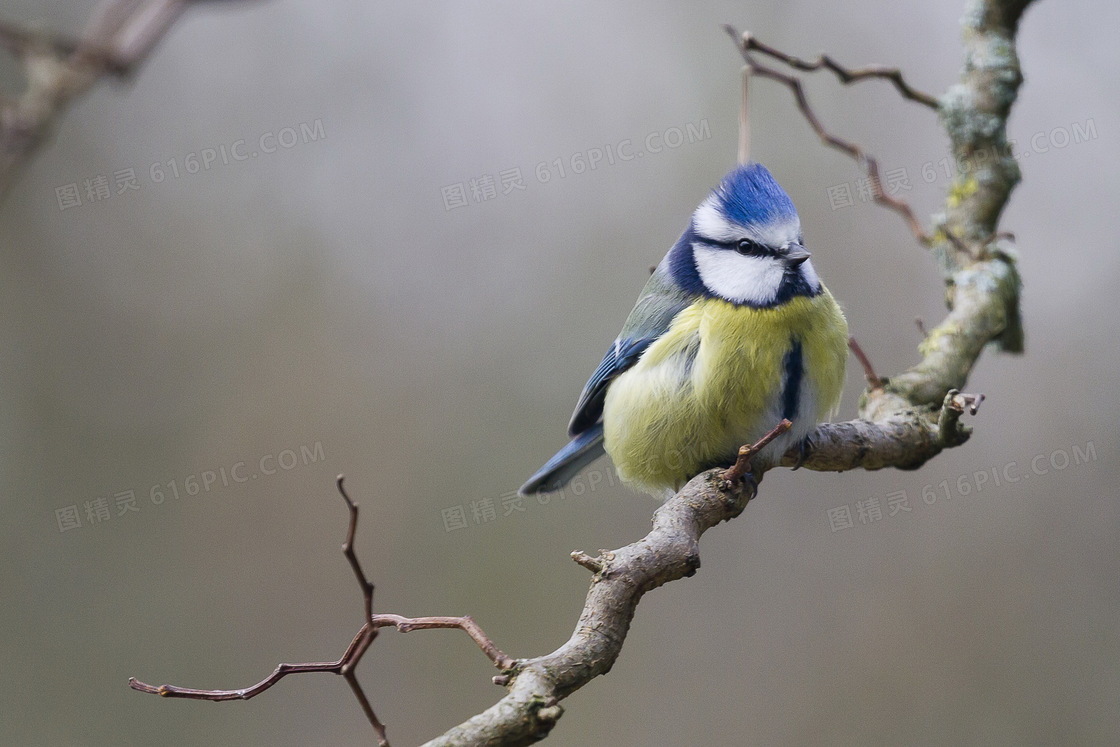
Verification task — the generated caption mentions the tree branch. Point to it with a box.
[427,3,1032,742]
[0,0,247,198]
[739,33,940,109]
[938,0,1031,279]
[425,465,760,746]
[129,477,516,747]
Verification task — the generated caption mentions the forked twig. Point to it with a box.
[129,476,516,747]
[936,389,986,447]
[722,25,934,247]
[742,34,939,109]
[128,627,378,704]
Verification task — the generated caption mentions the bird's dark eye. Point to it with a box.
[736,239,763,256]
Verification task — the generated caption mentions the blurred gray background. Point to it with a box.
[1,1,1117,745]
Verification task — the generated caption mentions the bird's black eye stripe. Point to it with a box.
[697,235,778,257]
[735,238,769,256]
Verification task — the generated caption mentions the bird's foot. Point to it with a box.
[790,435,814,471]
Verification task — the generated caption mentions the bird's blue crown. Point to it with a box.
[713,162,798,228]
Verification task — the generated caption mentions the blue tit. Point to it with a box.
[519,162,848,498]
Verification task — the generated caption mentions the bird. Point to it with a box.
[519,162,848,499]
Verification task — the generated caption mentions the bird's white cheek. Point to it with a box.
[692,244,785,306]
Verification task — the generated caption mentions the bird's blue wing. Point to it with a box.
[566,266,694,437]
[566,337,654,437]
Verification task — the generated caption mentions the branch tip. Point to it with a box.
[336,473,355,508]
[571,551,604,574]
[950,390,984,416]
[935,389,984,447]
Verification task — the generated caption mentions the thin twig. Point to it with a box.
[370,614,516,670]
[722,25,934,247]
[128,634,369,702]
[0,0,248,198]
[720,418,793,485]
[129,477,515,746]
[336,475,375,621]
[738,65,751,164]
[345,668,389,747]
[848,337,884,390]
[570,551,604,574]
[99,0,190,71]
[0,21,117,69]
[742,34,940,109]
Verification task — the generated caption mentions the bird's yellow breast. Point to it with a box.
[602,290,847,493]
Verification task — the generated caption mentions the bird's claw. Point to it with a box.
[790,435,813,470]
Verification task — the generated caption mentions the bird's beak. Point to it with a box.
[784,244,811,268]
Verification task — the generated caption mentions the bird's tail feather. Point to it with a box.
[519,424,605,496]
